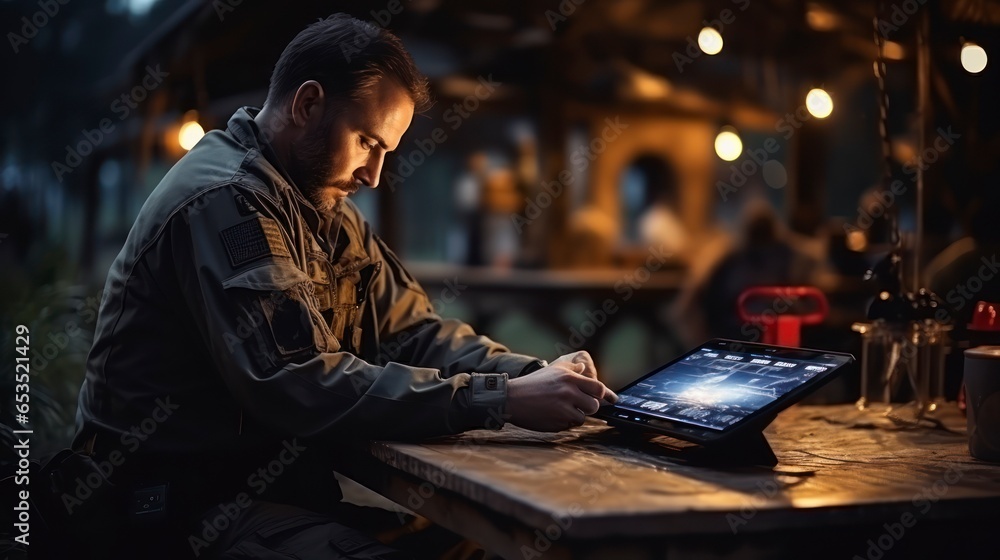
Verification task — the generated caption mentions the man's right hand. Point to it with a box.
[505,362,617,432]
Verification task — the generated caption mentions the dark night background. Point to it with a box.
[2,0,999,453]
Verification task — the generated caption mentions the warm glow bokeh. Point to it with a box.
[179,121,205,151]
[698,27,723,55]
[715,128,743,161]
[806,88,834,118]
[961,42,988,74]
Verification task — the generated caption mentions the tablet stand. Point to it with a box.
[608,419,779,468]
[679,431,778,468]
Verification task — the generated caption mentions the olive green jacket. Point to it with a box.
[74,107,543,469]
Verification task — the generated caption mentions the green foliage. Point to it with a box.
[0,248,97,454]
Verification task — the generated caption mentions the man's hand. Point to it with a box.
[506,360,618,432]
[551,350,599,380]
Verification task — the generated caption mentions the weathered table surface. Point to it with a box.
[339,404,1000,559]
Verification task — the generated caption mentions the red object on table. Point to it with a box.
[969,301,1000,331]
[737,286,829,347]
[961,301,1000,412]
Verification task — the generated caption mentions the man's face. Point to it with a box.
[289,78,414,212]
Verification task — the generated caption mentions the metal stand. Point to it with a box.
[679,432,778,468]
[612,424,780,468]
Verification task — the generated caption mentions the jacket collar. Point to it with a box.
[227,106,341,247]
[227,106,365,264]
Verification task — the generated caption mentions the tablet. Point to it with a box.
[598,339,854,446]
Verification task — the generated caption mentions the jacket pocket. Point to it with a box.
[223,262,340,359]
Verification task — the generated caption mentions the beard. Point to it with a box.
[287,118,357,213]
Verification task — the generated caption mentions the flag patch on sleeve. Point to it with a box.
[219,216,292,268]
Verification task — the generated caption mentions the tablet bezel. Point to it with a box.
[598,338,855,445]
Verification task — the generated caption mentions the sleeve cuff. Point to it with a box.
[452,372,508,431]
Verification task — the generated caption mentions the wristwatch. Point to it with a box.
[518,359,548,377]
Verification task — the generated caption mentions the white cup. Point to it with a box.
[965,346,1000,462]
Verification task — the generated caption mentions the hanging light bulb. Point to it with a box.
[715,127,742,161]
[961,42,988,74]
[806,88,834,118]
[178,111,205,151]
[698,27,723,55]
[179,121,205,151]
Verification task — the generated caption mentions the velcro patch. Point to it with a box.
[219,216,292,268]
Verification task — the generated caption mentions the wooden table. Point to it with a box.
[337,404,1000,559]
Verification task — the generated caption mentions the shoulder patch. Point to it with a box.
[219,216,292,268]
[234,193,260,216]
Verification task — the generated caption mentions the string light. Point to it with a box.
[806,88,834,118]
[715,127,742,161]
[179,120,205,151]
[698,27,723,55]
[961,42,988,74]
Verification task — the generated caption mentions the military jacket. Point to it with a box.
[73,107,544,468]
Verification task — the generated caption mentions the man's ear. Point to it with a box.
[289,80,326,128]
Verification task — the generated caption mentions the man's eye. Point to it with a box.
[360,137,373,150]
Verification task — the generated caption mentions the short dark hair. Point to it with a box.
[266,14,431,113]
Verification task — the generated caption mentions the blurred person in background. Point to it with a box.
[480,165,522,268]
[925,187,1000,318]
[448,151,489,265]
[635,156,687,258]
[926,186,1000,398]
[672,198,820,345]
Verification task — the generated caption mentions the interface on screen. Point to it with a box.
[616,347,851,430]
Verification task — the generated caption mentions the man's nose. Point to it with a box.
[356,152,385,189]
